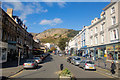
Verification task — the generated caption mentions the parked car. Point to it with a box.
[33,57,42,63]
[67,57,72,63]
[59,54,63,57]
[23,59,38,69]
[71,56,81,66]
[79,60,96,70]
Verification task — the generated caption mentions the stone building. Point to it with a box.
[1,8,34,63]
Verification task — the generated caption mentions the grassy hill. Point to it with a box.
[31,28,79,45]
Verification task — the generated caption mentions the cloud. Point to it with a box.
[3,2,48,20]
[23,20,27,23]
[45,2,53,7]
[40,18,63,26]
[57,2,66,8]
[33,22,36,24]
[44,1,66,8]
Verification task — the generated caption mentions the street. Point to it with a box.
[10,55,113,79]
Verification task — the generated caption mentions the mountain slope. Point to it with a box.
[32,28,79,44]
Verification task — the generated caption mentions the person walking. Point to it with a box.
[111,61,116,74]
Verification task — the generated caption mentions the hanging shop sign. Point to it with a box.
[106,43,120,51]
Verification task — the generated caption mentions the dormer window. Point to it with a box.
[111,7,115,14]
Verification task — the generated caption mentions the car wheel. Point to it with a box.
[84,67,86,70]
[79,65,81,68]
[73,62,76,65]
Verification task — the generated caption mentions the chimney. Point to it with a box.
[7,8,13,17]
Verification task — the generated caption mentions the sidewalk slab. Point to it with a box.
[1,59,26,78]
[2,65,23,77]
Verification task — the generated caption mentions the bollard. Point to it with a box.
[60,64,64,71]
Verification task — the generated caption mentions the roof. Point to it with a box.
[103,2,116,11]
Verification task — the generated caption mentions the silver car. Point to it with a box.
[33,57,42,63]
[23,59,38,69]
[79,60,96,70]
[71,56,81,66]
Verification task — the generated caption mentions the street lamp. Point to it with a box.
[113,45,116,63]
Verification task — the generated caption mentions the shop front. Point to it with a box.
[96,46,106,60]
[106,43,120,63]
[0,41,8,63]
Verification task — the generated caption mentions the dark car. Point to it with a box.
[67,57,72,63]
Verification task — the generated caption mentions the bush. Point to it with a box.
[60,68,71,77]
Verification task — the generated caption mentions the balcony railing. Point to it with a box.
[94,33,98,37]
[108,23,119,31]
[100,31,104,35]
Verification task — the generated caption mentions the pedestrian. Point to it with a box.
[60,64,64,71]
[111,61,116,74]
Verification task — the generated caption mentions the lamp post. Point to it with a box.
[18,49,20,66]
[113,45,116,63]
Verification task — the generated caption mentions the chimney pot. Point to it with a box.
[7,8,13,17]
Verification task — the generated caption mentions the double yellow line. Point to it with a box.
[9,70,23,78]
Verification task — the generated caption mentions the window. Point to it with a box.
[110,29,119,41]
[111,7,115,14]
[101,22,105,31]
[95,37,98,44]
[111,16,116,25]
[91,38,93,45]
[91,30,93,35]
[113,30,116,39]
[95,27,97,33]
[101,35,104,43]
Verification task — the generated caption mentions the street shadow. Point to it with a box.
[2,59,26,69]
[25,65,43,70]
[41,55,53,64]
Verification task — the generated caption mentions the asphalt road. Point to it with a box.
[11,55,115,79]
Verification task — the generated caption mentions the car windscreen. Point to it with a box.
[86,61,94,64]
[26,60,34,63]
[75,58,81,60]
[34,58,39,59]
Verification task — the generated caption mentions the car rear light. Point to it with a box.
[94,65,96,66]
[38,60,40,61]
[85,63,88,66]
[31,63,34,65]
[23,63,25,66]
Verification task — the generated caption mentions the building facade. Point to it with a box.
[67,1,120,63]
[1,8,35,63]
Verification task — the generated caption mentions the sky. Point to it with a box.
[2,2,110,33]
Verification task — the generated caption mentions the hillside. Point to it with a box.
[32,28,79,44]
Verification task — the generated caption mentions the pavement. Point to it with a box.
[1,58,25,78]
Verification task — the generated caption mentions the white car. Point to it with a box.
[79,60,96,70]
[33,57,42,63]
[59,54,63,57]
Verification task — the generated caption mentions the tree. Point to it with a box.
[58,38,69,51]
